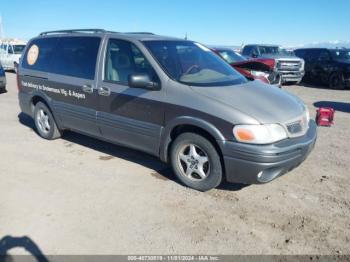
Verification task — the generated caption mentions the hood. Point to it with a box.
[190,80,305,124]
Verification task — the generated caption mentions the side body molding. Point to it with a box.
[159,116,226,162]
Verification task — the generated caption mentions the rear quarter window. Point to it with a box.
[22,37,58,72]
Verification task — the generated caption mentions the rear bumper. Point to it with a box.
[18,91,33,116]
[219,120,317,184]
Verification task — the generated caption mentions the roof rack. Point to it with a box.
[39,29,107,36]
[124,32,155,35]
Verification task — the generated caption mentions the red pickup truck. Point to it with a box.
[211,47,281,86]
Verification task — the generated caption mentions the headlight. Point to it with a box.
[250,70,269,78]
[233,124,288,144]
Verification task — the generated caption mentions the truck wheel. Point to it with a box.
[329,73,344,90]
[34,102,61,140]
[170,133,223,191]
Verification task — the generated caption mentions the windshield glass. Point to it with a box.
[259,46,293,56]
[13,45,26,54]
[330,50,350,62]
[217,49,246,64]
[144,41,247,86]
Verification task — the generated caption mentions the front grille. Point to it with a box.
[284,113,309,137]
[277,60,301,72]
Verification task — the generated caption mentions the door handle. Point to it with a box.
[82,84,94,93]
[98,87,111,96]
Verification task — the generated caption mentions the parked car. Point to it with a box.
[294,48,350,89]
[0,62,6,92]
[211,47,281,86]
[241,44,305,84]
[0,42,27,72]
[18,29,317,191]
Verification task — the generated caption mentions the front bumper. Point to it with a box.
[219,120,317,184]
[279,70,304,83]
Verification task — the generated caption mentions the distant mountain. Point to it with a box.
[285,41,350,49]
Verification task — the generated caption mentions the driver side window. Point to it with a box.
[104,39,158,84]
[7,45,14,54]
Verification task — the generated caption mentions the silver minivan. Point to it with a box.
[18,29,317,191]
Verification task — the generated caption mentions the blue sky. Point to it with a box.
[1,0,349,46]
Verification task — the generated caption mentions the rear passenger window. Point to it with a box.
[52,37,101,80]
[22,37,58,72]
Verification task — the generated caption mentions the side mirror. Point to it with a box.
[128,73,159,90]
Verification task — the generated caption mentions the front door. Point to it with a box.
[96,38,165,156]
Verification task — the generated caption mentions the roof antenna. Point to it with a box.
[185,32,188,40]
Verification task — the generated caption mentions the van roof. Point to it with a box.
[38,29,183,41]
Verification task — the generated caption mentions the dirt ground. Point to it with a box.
[0,72,349,255]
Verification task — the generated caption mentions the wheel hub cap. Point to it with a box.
[178,144,210,181]
[36,109,50,134]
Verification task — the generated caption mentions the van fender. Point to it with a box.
[159,116,225,162]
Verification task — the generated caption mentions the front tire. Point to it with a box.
[170,133,223,191]
[329,73,344,90]
[34,102,61,140]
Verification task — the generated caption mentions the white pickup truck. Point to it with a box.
[0,42,27,72]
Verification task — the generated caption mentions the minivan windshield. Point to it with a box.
[144,41,247,86]
[330,50,350,62]
[13,45,26,54]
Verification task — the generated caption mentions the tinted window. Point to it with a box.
[144,41,247,87]
[8,45,14,54]
[330,50,350,62]
[242,46,253,56]
[22,37,58,71]
[52,37,101,79]
[298,49,320,61]
[13,45,26,54]
[105,39,158,84]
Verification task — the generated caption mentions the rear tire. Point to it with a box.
[329,73,344,90]
[170,133,223,191]
[34,102,61,140]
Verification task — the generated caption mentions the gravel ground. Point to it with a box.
[0,72,349,255]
